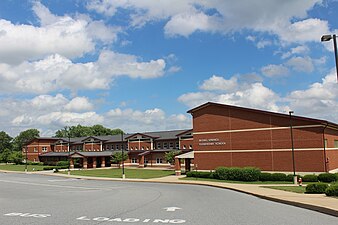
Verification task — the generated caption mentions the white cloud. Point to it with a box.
[0,51,166,94]
[199,75,238,92]
[286,56,314,73]
[286,70,338,121]
[261,64,289,77]
[87,0,329,45]
[65,97,94,112]
[281,45,310,59]
[0,2,120,65]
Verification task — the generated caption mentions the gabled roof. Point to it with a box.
[125,132,158,140]
[187,102,338,128]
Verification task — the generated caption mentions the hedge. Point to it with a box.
[56,161,69,167]
[269,173,287,181]
[214,167,260,181]
[318,173,337,183]
[259,173,272,181]
[305,183,329,194]
[302,174,318,182]
[43,166,69,171]
[186,171,214,179]
[325,183,338,197]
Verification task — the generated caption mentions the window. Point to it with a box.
[176,142,179,149]
[334,140,338,148]
[130,147,134,150]
[131,158,137,163]
[144,158,148,164]
[183,145,186,149]
[324,139,328,148]
[42,147,47,152]
[163,142,168,149]
[146,146,149,150]
[33,147,38,152]
[116,144,119,150]
[156,158,163,164]
[169,142,174,148]
[189,145,192,149]
[157,142,161,149]
[141,146,144,150]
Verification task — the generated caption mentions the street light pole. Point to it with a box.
[25,145,28,173]
[121,133,125,179]
[289,111,297,184]
[65,126,71,176]
[321,34,338,82]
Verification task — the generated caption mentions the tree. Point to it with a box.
[111,152,128,168]
[165,150,181,165]
[13,129,40,151]
[8,151,23,164]
[0,131,13,153]
[55,124,124,138]
[0,148,11,163]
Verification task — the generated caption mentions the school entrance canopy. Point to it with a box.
[174,151,194,175]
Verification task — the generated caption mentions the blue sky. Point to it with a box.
[0,0,337,136]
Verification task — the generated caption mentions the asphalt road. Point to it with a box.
[0,172,337,225]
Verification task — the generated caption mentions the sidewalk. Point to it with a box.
[3,170,338,217]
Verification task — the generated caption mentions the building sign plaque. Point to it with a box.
[198,138,226,146]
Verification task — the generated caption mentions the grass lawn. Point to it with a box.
[61,168,175,179]
[264,186,306,193]
[0,164,45,172]
[181,177,293,185]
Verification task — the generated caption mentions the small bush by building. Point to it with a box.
[325,183,338,197]
[302,174,318,182]
[305,183,329,194]
[186,171,213,178]
[269,173,287,181]
[318,173,337,183]
[56,161,69,167]
[214,167,260,181]
[259,173,272,181]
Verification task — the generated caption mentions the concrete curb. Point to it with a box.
[1,170,337,217]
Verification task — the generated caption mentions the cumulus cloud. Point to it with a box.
[0,2,119,64]
[105,108,191,133]
[64,97,94,112]
[261,64,289,77]
[0,51,166,94]
[286,56,314,73]
[286,70,338,121]
[87,0,329,45]
[281,45,310,59]
[179,75,280,111]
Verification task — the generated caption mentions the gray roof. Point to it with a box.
[127,129,190,140]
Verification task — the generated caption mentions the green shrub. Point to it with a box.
[270,173,287,181]
[302,174,318,182]
[305,183,329,194]
[27,161,43,166]
[259,173,272,181]
[214,167,260,181]
[56,161,69,167]
[240,167,261,181]
[43,166,68,171]
[318,173,337,183]
[325,183,338,196]
[186,171,213,178]
[285,174,298,182]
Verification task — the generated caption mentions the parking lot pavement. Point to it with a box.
[0,172,338,225]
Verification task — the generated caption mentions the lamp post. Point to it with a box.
[289,111,297,184]
[25,145,28,173]
[121,133,125,179]
[65,127,71,176]
[321,34,338,82]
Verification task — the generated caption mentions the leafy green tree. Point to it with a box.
[0,148,11,163]
[165,150,181,165]
[13,129,40,151]
[55,125,123,138]
[111,152,128,168]
[0,131,13,153]
[9,151,23,164]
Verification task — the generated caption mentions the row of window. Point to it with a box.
[324,139,338,148]
[130,158,165,164]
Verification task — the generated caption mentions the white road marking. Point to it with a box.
[0,179,112,190]
[48,178,78,182]
[164,207,182,212]
[77,216,186,223]
[4,212,51,218]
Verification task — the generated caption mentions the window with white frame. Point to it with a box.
[156,158,163,164]
[189,145,192,149]
[116,144,119,150]
[334,140,338,148]
[175,142,179,149]
[183,145,186,149]
[163,142,168,149]
[42,147,48,152]
[131,158,137,163]
[169,142,174,148]
[33,147,38,152]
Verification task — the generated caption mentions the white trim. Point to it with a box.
[196,148,324,153]
[326,148,338,151]
[193,124,323,135]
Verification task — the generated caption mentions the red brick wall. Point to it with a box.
[192,104,329,172]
